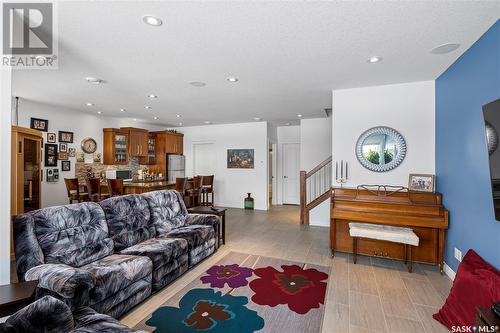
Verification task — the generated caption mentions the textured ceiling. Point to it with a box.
[12,1,500,126]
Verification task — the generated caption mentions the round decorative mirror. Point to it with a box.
[485,121,498,155]
[355,126,407,172]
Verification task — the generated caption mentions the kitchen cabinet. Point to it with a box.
[164,132,184,154]
[123,127,148,157]
[140,134,157,165]
[103,128,129,164]
[151,131,184,176]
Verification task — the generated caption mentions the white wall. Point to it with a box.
[300,118,332,171]
[332,81,435,187]
[16,99,164,208]
[0,69,12,284]
[181,122,268,210]
[276,126,300,205]
[300,117,332,227]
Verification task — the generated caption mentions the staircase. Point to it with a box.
[300,156,332,225]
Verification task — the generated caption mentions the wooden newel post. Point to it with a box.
[300,171,306,225]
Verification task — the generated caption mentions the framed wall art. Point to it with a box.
[59,131,74,143]
[227,149,254,169]
[30,118,48,132]
[44,144,58,167]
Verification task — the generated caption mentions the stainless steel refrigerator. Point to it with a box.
[167,154,185,182]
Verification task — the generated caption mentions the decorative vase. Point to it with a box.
[244,193,254,210]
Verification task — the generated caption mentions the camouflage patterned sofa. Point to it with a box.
[13,190,220,318]
[0,296,145,333]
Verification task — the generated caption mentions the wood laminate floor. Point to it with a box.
[121,205,452,333]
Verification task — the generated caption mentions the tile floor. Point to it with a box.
[121,205,452,333]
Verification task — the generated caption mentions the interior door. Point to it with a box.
[282,143,300,204]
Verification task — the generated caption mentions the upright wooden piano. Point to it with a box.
[330,186,449,272]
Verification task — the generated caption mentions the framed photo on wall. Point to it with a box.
[58,152,69,160]
[44,144,58,167]
[408,174,435,192]
[47,132,56,143]
[61,161,71,172]
[227,149,255,169]
[68,148,76,157]
[59,143,67,152]
[30,118,48,132]
[59,131,74,143]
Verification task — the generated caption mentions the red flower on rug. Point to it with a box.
[249,265,328,314]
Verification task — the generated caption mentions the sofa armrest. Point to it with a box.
[186,213,220,228]
[186,214,220,248]
[26,264,95,300]
[5,296,74,333]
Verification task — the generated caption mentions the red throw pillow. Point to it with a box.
[433,249,500,329]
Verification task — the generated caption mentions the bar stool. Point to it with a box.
[107,179,124,197]
[85,178,109,202]
[185,176,203,208]
[64,178,89,203]
[200,175,214,206]
[175,177,187,198]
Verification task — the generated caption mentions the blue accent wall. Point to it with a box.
[436,20,500,271]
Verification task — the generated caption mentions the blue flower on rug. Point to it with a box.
[146,288,265,332]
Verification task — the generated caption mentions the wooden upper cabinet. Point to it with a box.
[103,128,129,164]
[123,127,148,157]
[140,134,157,165]
[164,132,183,154]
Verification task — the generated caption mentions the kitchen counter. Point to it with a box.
[123,180,175,194]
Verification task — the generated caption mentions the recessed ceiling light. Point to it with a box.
[85,77,102,84]
[367,56,382,63]
[148,94,157,98]
[142,15,162,26]
[144,106,152,110]
[254,117,262,121]
[227,77,239,83]
[179,122,183,126]
[97,111,102,115]
[297,114,302,118]
[86,103,94,106]
[285,122,291,126]
[204,121,211,124]
[133,118,137,121]
[120,108,126,112]
[431,43,460,54]
[176,114,181,118]
[153,116,159,120]
[189,81,206,87]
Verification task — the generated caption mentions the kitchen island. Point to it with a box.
[123,180,176,194]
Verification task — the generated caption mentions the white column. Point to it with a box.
[0,67,12,284]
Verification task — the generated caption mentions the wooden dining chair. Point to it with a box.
[200,175,214,207]
[185,176,203,208]
[85,178,109,202]
[107,179,124,197]
[64,178,89,203]
[175,177,187,197]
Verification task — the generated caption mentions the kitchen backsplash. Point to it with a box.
[75,156,144,182]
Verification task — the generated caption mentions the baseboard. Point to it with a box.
[443,261,456,281]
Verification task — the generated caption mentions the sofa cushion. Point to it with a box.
[142,190,188,235]
[82,254,152,305]
[22,202,113,268]
[100,195,154,251]
[118,237,188,269]
[71,306,147,333]
[163,225,215,249]
[433,249,500,329]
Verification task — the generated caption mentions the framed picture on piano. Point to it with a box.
[408,174,435,192]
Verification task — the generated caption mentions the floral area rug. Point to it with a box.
[134,251,330,333]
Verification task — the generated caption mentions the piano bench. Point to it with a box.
[348,222,420,273]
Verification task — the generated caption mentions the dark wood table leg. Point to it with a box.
[221,212,226,245]
[438,228,445,274]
